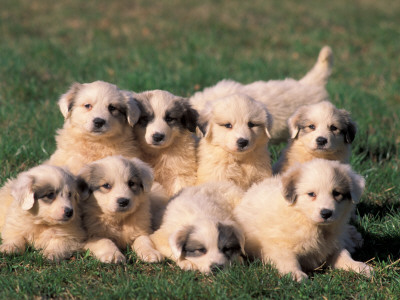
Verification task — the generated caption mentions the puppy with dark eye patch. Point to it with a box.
[150,181,245,273]
[0,164,88,261]
[47,81,142,174]
[78,155,163,264]
[129,89,199,197]
[273,101,357,174]
[235,159,372,282]
[196,93,273,190]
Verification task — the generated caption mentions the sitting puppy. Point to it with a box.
[150,182,245,273]
[234,159,372,281]
[132,90,198,197]
[190,46,333,143]
[0,165,87,261]
[197,94,272,190]
[78,155,162,263]
[48,81,141,174]
[273,101,356,174]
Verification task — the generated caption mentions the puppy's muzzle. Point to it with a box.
[237,138,249,150]
[152,132,165,144]
[93,118,106,129]
[320,208,333,220]
[63,207,74,219]
[316,136,328,147]
[117,197,130,208]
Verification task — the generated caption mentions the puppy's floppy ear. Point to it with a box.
[76,176,91,201]
[11,172,35,210]
[348,170,365,204]
[288,106,306,139]
[260,103,273,139]
[130,158,154,193]
[180,99,199,133]
[169,225,193,259]
[198,102,213,139]
[77,164,95,191]
[121,90,141,127]
[281,165,301,204]
[338,109,357,144]
[218,221,246,256]
[58,82,82,119]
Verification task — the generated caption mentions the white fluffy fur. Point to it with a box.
[150,182,245,273]
[190,46,333,143]
[0,165,87,261]
[196,94,272,190]
[235,159,372,281]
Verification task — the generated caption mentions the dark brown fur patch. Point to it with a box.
[281,167,301,204]
[332,167,352,201]
[217,223,241,259]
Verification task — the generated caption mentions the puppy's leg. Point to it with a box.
[85,238,126,264]
[42,237,82,261]
[176,258,198,272]
[0,238,26,255]
[133,235,163,263]
[329,248,372,277]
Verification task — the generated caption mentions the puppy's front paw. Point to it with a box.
[137,249,164,263]
[354,262,373,277]
[177,259,197,271]
[99,251,126,264]
[0,243,23,254]
[43,250,68,262]
[291,270,308,282]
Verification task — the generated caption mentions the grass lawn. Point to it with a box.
[1,0,399,298]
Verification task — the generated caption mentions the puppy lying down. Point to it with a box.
[234,159,372,281]
[0,165,87,261]
[150,182,245,273]
[78,155,162,263]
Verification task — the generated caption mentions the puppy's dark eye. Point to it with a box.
[330,125,338,131]
[165,116,176,123]
[248,122,256,128]
[108,105,116,113]
[307,192,316,198]
[138,116,149,126]
[102,183,112,190]
[68,192,72,198]
[84,104,92,110]
[128,180,137,188]
[47,192,56,200]
[223,123,232,129]
[308,124,316,130]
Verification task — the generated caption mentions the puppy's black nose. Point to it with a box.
[64,207,74,218]
[320,209,333,220]
[93,118,106,128]
[152,132,165,143]
[210,263,225,273]
[117,198,130,208]
[237,138,249,149]
[316,137,328,146]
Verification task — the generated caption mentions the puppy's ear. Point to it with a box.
[261,104,273,139]
[181,100,199,133]
[349,171,365,204]
[288,106,306,139]
[218,221,246,256]
[169,225,193,259]
[58,83,82,119]
[76,176,91,201]
[121,91,141,127]
[77,164,95,191]
[11,172,35,210]
[198,103,213,139]
[281,166,301,204]
[131,158,154,193]
[339,109,357,144]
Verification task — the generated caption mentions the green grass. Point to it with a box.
[1,0,400,298]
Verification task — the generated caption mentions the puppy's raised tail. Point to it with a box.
[299,46,333,86]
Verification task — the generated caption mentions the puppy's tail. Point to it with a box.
[299,46,333,86]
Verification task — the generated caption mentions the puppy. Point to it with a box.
[0,165,87,261]
[48,81,141,174]
[132,90,198,197]
[150,182,245,273]
[234,159,372,281]
[78,155,162,264]
[273,101,356,174]
[196,94,272,190]
[190,46,333,143]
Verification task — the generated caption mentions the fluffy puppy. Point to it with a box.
[190,46,333,144]
[150,182,245,273]
[273,101,356,174]
[196,94,272,190]
[0,165,87,261]
[234,159,372,281]
[48,81,141,174]
[78,155,162,264]
[132,90,198,197]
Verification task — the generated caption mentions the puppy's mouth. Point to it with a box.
[90,127,109,134]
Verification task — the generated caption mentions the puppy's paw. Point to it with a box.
[291,270,308,282]
[177,259,197,271]
[138,249,164,263]
[43,250,67,262]
[0,243,23,254]
[354,262,373,277]
[99,251,126,264]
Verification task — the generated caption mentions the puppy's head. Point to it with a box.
[288,101,356,153]
[11,165,88,225]
[134,90,198,149]
[281,159,365,225]
[58,81,140,137]
[169,220,245,274]
[198,94,272,154]
[78,156,153,215]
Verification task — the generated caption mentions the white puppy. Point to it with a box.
[197,94,272,190]
[132,90,198,197]
[78,155,162,264]
[235,159,372,281]
[190,46,333,143]
[48,81,141,174]
[150,182,245,273]
[0,165,87,261]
